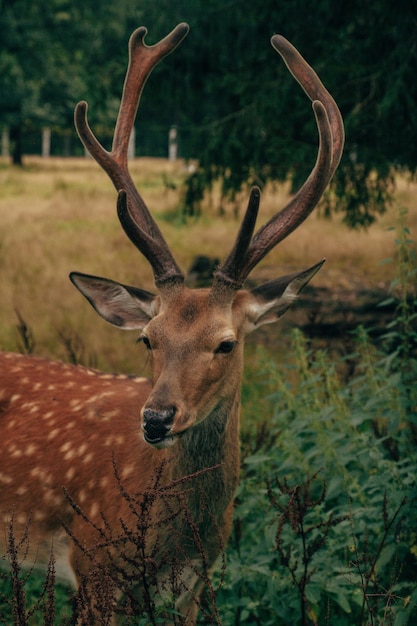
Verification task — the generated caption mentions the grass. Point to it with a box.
[1,156,416,372]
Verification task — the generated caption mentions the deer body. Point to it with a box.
[0,23,344,624]
[0,352,152,585]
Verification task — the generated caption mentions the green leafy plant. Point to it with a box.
[211,212,417,624]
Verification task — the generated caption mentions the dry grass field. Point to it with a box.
[0,156,416,373]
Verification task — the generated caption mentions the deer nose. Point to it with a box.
[142,407,176,444]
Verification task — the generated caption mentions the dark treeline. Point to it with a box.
[1,0,416,225]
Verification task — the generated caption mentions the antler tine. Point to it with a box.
[212,186,261,291]
[117,191,184,286]
[74,23,189,289]
[271,35,344,177]
[213,35,344,294]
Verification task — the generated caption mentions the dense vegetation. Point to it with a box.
[1,0,416,225]
[218,212,417,625]
[218,284,417,623]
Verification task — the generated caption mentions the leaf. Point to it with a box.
[243,454,272,465]
[375,542,397,573]
[332,590,352,614]
[305,583,322,604]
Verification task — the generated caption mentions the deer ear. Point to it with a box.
[245,260,324,329]
[69,272,159,330]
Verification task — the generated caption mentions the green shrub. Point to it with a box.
[213,328,416,625]
[212,211,417,625]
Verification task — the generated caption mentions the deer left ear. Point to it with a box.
[245,259,324,329]
[70,272,159,330]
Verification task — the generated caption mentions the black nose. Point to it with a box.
[142,407,176,444]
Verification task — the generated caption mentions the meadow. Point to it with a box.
[0,157,416,624]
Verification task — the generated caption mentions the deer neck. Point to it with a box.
[168,388,241,523]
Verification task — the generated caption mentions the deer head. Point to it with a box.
[70,23,344,449]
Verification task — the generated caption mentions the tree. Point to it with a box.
[0,0,142,164]
[0,0,77,163]
[145,0,417,227]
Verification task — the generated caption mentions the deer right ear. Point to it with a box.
[69,272,159,330]
[245,260,325,329]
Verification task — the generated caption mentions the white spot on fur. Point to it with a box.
[89,502,99,519]
[121,464,134,479]
[86,394,99,404]
[16,513,29,525]
[65,467,75,481]
[63,449,75,461]
[47,428,60,441]
[103,410,120,419]
[25,443,37,456]
[77,443,87,456]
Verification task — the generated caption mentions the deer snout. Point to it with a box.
[142,406,176,445]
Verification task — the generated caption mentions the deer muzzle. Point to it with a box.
[142,406,176,445]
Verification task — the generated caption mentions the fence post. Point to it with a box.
[1,129,10,158]
[169,126,178,161]
[42,128,51,158]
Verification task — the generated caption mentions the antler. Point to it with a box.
[74,23,189,290]
[212,35,344,294]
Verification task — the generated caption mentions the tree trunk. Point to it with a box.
[10,125,23,166]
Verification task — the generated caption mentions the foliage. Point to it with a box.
[0,0,142,163]
[165,0,417,227]
[212,327,417,625]
[210,213,417,624]
[0,512,70,625]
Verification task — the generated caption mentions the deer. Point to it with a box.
[0,23,344,625]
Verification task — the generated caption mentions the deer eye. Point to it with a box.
[139,336,152,350]
[215,340,236,354]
